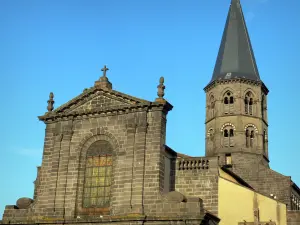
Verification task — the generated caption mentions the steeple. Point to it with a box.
[210,0,260,83]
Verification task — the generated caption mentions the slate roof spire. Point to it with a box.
[210,0,260,83]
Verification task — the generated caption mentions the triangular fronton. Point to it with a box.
[38,87,153,121]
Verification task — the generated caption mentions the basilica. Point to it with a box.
[2,0,300,224]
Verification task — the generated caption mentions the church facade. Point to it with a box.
[2,0,300,224]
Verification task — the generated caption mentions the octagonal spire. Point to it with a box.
[210,0,260,83]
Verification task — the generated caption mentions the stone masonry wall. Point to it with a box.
[287,211,300,225]
[175,157,219,215]
[205,81,269,159]
[229,152,292,209]
[2,92,175,222]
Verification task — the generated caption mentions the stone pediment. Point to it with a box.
[38,87,154,121]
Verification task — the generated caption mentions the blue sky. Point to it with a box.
[0,0,300,217]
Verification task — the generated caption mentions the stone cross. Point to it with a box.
[101,65,109,77]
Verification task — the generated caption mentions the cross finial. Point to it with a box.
[95,65,112,90]
[101,65,109,77]
[47,92,54,112]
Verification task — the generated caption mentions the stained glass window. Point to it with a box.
[83,140,113,208]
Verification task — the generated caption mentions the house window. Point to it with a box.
[224,91,234,114]
[225,153,232,165]
[83,140,113,208]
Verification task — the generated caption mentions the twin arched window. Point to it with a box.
[209,95,215,118]
[263,129,267,154]
[245,129,255,148]
[223,127,234,147]
[83,140,113,208]
[245,92,254,115]
[261,94,267,119]
[224,91,234,114]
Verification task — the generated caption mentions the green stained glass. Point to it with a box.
[97,198,104,206]
[93,157,100,166]
[105,187,110,196]
[86,168,92,177]
[87,157,93,167]
[99,167,106,176]
[83,143,113,208]
[84,188,90,197]
[106,167,112,176]
[105,176,111,186]
[92,177,97,186]
[99,177,105,186]
[85,177,92,187]
[83,198,90,207]
[106,156,112,165]
[92,167,98,176]
[91,188,97,197]
[104,198,110,206]
[98,187,105,196]
[91,198,96,206]
[99,156,106,166]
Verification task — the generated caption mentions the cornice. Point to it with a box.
[38,101,173,123]
[205,114,269,127]
[203,78,269,94]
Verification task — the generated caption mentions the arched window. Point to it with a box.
[263,129,267,154]
[83,140,113,208]
[246,129,250,147]
[224,91,234,114]
[250,130,254,147]
[210,95,215,118]
[245,125,257,148]
[245,92,254,115]
[207,128,214,141]
[223,127,234,147]
[261,94,267,120]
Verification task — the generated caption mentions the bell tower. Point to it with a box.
[204,0,269,165]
